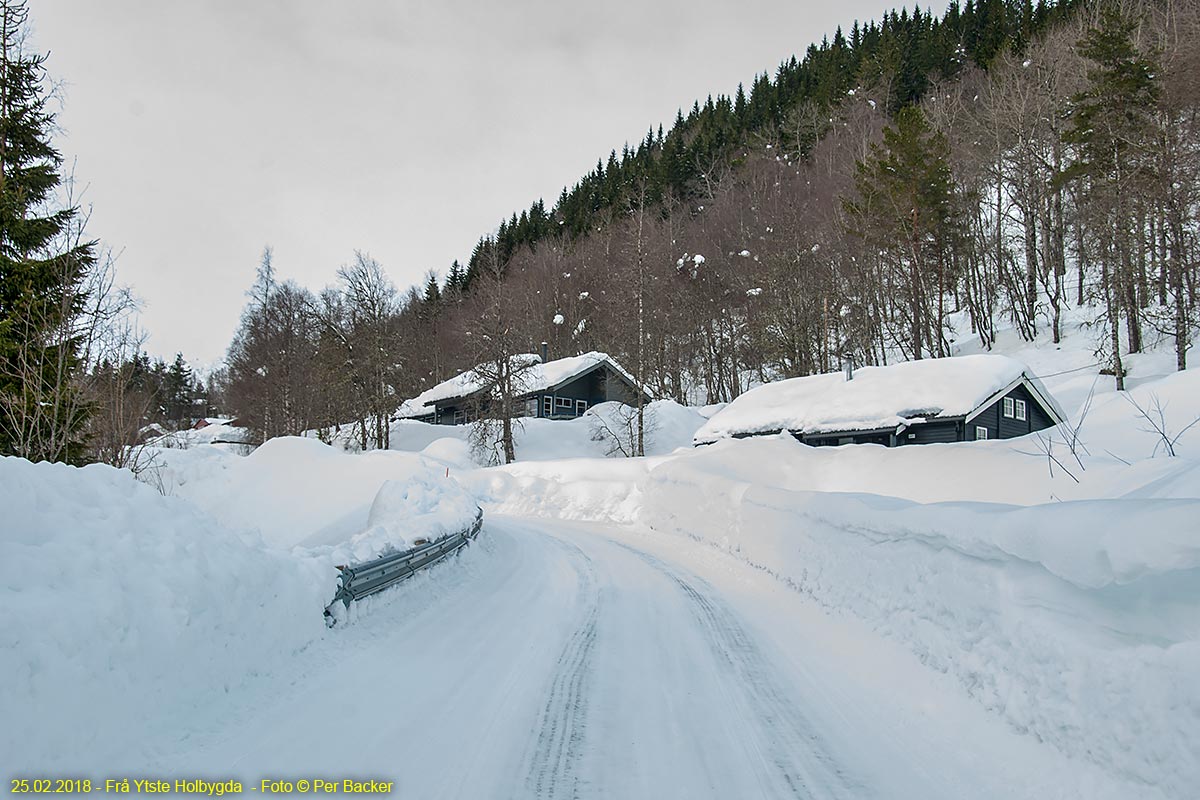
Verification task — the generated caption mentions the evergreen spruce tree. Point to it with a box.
[1061,4,1160,389]
[164,353,193,426]
[129,351,152,393]
[0,0,96,462]
[846,106,959,359]
[444,259,465,296]
[423,272,442,306]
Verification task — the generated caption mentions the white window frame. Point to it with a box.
[1015,399,1027,421]
[975,425,989,440]
[576,399,588,416]
[1003,397,1014,418]
[542,396,553,417]
[556,396,573,408]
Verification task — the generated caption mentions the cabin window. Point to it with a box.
[556,397,572,408]
[542,396,552,416]
[453,410,466,425]
[975,425,988,440]
[1015,399,1027,421]
[1003,397,1014,418]
[576,399,588,416]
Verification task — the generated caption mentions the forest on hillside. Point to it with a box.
[1,0,1197,464]
[208,0,1199,450]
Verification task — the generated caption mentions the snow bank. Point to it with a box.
[695,354,1058,442]
[150,437,479,559]
[475,429,1200,794]
[467,456,651,524]
[324,471,479,565]
[1077,368,1200,461]
[635,457,1200,795]
[328,399,706,465]
[144,421,251,451]
[586,399,706,458]
[418,436,476,469]
[0,456,331,773]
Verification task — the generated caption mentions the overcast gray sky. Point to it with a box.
[31,0,892,366]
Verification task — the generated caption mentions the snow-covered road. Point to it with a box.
[160,516,1131,799]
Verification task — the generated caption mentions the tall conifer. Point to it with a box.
[0,0,96,461]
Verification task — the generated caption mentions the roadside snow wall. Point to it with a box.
[0,456,332,774]
[146,437,481,564]
[475,435,1200,796]
[324,399,706,464]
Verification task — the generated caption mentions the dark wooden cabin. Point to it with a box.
[399,351,651,426]
[696,355,1065,448]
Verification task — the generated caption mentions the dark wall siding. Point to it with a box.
[604,369,642,404]
[535,369,609,418]
[904,420,961,444]
[970,402,998,440]
[550,370,604,403]
[989,384,1057,440]
[802,430,892,446]
[1024,385,1055,430]
[434,401,468,425]
[997,393,1030,438]
[543,367,647,415]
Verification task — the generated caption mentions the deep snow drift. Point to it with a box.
[0,457,331,772]
[146,437,480,563]
[319,398,707,464]
[143,418,251,452]
[1,439,484,774]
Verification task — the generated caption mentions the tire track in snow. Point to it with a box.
[524,536,599,799]
[613,542,864,800]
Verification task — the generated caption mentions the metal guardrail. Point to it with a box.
[324,507,484,625]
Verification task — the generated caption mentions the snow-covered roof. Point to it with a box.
[396,352,640,419]
[395,355,537,419]
[694,355,1064,444]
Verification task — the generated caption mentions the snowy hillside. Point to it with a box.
[5,313,1198,797]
